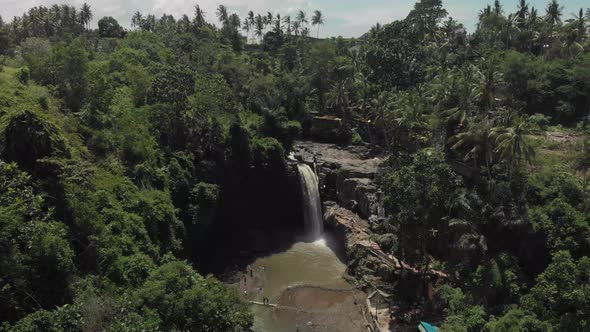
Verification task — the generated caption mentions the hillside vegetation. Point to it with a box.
[0,0,589,331]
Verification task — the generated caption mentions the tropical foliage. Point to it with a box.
[0,0,589,330]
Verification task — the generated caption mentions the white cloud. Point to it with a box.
[0,0,319,29]
[1,0,587,38]
[0,0,396,37]
[328,4,414,37]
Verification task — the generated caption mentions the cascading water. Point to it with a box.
[297,163,324,239]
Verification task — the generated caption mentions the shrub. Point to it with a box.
[17,66,30,84]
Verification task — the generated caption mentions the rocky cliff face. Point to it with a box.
[291,141,389,287]
[291,141,447,295]
[292,141,385,221]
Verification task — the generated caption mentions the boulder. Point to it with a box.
[337,177,379,218]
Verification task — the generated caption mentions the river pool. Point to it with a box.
[242,233,358,331]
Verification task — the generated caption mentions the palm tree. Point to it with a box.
[312,10,324,38]
[479,5,492,23]
[262,16,268,33]
[145,14,156,31]
[493,115,535,176]
[392,92,430,151]
[282,15,292,35]
[501,13,519,47]
[11,16,22,41]
[516,0,528,28]
[477,57,503,111]
[494,0,503,15]
[26,8,41,36]
[327,78,351,120]
[248,11,254,26]
[350,49,370,110]
[247,11,255,39]
[72,7,81,32]
[292,21,301,36]
[57,6,68,32]
[40,7,53,36]
[296,10,308,28]
[428,66,469,126]
[254,14,264,40]
[242,19,250,42]
[216,5,229,26]
[132,11,143,29]
[369,23,383,38]
[393,93,429,131]
[450,117,494,178]
[529,6,538,24]
[229,13,240,30]
[567,8,586,41]
[528,6,540,34]
[61,5,71,29]
[179,14,191,33]
[46,5,58,34]
[545,0,562,26]
[370,91,393,148]
[194,5,206,28]
[524,6,544,51]
[561,21,584,58]
[446,188,474,217]
[80,3,92,30]
[49,4,60,30]
[302,26,310,37]
[448,217,488,260]
[273,14,282,33]
[266,12,273,30]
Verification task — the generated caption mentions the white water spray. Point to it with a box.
[297,164,324,239]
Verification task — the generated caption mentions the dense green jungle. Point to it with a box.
[0,0,590,331]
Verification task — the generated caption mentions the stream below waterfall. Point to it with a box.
[229,161,368,331]
[246,232,357,331]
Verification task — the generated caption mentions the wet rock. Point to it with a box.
[322,161,340,169]
[293,141,382,176]
[323,204,448,285]
[337,177,379,218]
[293,141,384,220]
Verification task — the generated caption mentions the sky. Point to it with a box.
[0,0,587,38]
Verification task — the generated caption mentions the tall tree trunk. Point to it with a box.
[421,248,430,305]
[396,224,404,273]
[380,109,389,151]
[486,154,492,181]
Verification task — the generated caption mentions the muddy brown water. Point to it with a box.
[244,234,362,332]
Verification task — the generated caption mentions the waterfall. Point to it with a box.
[297,164,324,239]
